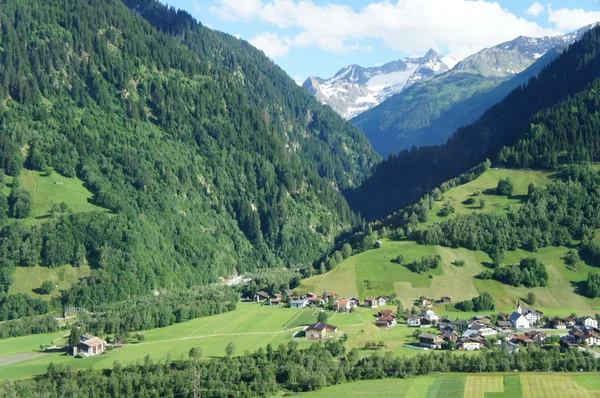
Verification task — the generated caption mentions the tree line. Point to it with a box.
[3,340,598,397]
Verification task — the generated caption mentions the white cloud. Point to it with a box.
[210,0,560,60]
[525,2,545,17]
[249,32,291,58]
[548,7,600,31]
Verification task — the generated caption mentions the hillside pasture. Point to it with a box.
[3,169,107,226]
[9,264,91,300]
[425,168,553,226]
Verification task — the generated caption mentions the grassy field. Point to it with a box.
[2,169,106,300]
[425,168,553,226]
[0,303,457,379]
[299,373,600,398]
[299,168,600,314]
[0,304,351,379]
[3,169,107,226]
[9,264,91,300]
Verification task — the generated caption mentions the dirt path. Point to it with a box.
[0,352,49,367]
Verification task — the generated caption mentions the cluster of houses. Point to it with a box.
[253,289,391,312]
[415,300,600,351]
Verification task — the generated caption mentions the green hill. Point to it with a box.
[305,167,600,314]
[346,26,600,220]
[0,0,378,310]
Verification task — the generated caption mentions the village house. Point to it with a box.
[501,340,520,354]
[376,296,389,306]
[336,299,351,313]
[349,297,361,307]
[548,317,567,330]
[442,330,459,342]
[419,333,444,349]
[449,319,469,333]
[268,297,281,306]
[325,292,338,300]
[578,316,599,329]
[565,316,577,327]
[364,298,378,308]
[525,331,547,344]
[407,315,421,327]
[522,308,544,326]
[416,296,433,307]
[458,338,481,351]
[473,315,492,325]
[73,334,106,357]
[254,291,271,302]
[305,322,338,340]
[496,320,512,330]
[570,327,600,346]
[420,317,434,328]
[419,308,438,321]
[463,322,497,337]
[307,296,325,306]
[290,299,308,309]
[375,315,397,328]
[511,335,536,347]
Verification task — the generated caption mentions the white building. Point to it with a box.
[580,316,599,329]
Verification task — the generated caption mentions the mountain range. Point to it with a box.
[305,25,595,156]
[302,49,456,120]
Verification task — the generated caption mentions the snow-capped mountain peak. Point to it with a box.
[302,49,454,120]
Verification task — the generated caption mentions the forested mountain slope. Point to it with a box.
[346,26,600,220]
[352,26,593,156]
[0,0,378,309]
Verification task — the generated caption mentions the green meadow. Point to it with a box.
[3,169,107,226]
[2,168,106,300]
[299,373,600,398]
[0,303,447,379]
[299,168,600,314]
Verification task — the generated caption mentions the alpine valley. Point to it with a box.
[2,1,600,397]
[317,24,597,156]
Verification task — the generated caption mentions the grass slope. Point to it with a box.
[301,168,600,313]
[4,169,107,226]
[10,264,91,300]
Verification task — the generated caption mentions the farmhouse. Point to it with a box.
[458,338,481,351]
[336,299,351,312]
[308,296,324,306]
[254,291,270,302]
[305,322,338,340]
[268,298,281,306]
[375,315,396,328]
[416,296,433,307]
[73,334,106,357]
[578,316,599,329]
[419,308,438,321]
[364,298,378,308]
[449,320,469,333]
[376,296,389,306]
[407,315,421,327]
[349,297,361,307]
[548,317,567,330]
[523,308,543,325]
[290,299,308,309]
[442,330,459,342]
[419,333,444,349]
[496,321,512,330]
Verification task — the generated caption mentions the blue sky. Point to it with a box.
[161,0,600,83]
